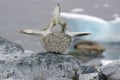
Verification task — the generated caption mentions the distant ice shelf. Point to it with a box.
[61,12,120,42]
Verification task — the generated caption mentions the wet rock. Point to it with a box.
[0,37,24,54]
[101,61,120,80]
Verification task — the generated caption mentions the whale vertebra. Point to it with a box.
[20,4,91,53]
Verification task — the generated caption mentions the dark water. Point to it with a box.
[0,0,120,59]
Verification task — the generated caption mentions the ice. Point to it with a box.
[61,12,120,42]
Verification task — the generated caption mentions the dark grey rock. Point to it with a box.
[101,61,120,80]
[0,37,24,54]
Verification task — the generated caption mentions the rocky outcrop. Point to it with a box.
[0,37,106,80]
[101,61,120,80]
[0,37,24,54]
[0,51,105,80]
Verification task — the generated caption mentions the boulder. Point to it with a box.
[0,51,105,80]
[101,61,120,80]
[0,37,106,80]
[0,37,24,54]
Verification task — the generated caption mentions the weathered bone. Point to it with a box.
[20,4,91,53]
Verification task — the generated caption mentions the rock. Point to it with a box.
[2,78,15,80]
[85,58,102,67]
[0,51,106,80]
[101,61,120,80]
[0,37,24,54]
[0,37,106,80]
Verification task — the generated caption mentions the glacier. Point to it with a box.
[61,12,120,42]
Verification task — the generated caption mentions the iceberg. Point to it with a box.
[61,12,120,42]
